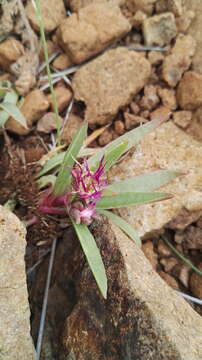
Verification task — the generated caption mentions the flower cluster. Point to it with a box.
[39,157,107,225]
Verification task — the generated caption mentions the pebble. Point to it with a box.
[47,86,73,113]
[189,263,202,299]
[114,120,125,135]
[150,106,171,121]
[6,90,49,135]
[143,12,177,46]
[53,54,73,70]
[162,34,196,87]
[26,0,66,32]
[61,113,83,145]
[37,112,63,133]
[158,271,179,289]
[173,111,192,129]
[177,71,202,110]
[0,38,24,70]
[142,241,158,270]
[158,88,177,110]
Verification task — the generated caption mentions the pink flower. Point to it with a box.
[69,201,96,225]
[38,189,70,215]
[71,157,107,203]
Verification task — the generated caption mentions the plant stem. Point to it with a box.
[33,0,61,145]
[162,236,202,277]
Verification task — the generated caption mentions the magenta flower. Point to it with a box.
[71,157,107,203]
[69,201,97,225]
[38,157,107,225]
[38,189,70,215]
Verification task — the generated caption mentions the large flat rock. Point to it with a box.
[108,121,202,237]
[62,218,202,359]
[0,206,36,359]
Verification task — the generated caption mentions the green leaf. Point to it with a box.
[88,117,164,168]
[53,122,88,196]
[72,221,107,299]
[0,102,27,128]
[37,151,65,178]
[37,175,56,189]
[96,192,172,209]
[104,141,128,172]
[98,209,141,247]
[4,89,18,104]
[105,170,181,194]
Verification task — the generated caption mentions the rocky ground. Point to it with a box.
[0,0,202,359]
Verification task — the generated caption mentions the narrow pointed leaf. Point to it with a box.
[98,209,141,247]
[96,192,172,209]
[104,141,128,171]
[72,221,107,299]
[106,170,181,193]
[53,122,88,196]
[0,102,27,128]
[88,117,164,168]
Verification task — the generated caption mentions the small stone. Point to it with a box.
[143,13,177,46]
[158,88,177,110]
[168,207,202,230]
[157,240,172,257]
[61,113,83,145]
[139,84,160,111]
[158,271,179,289]
[189,263,202,299]
[173,110,192,129]
[162,34,196,87]
[114,120,125,135]
[168,0,183,16]
[176,10,195,33]
[26,0,66,32]
[37,112,63,133]
[47,86,73,113]
[124,113,147,130]
[98,128,113,146]
[142,241,158,270]
[124,0,156,15]
[53,54,73,70]
[57,3,131,64]
[174,232,184,244]
[160,257,179,272]
[178,265,190,288]
[177,71,202,110]
[6,89,49,135]
[150,106,171,121]
[148,51,164,66]
[73,47,151,126]
[130,102,140,114]
[0,38,24,70]
[184,226,202,250]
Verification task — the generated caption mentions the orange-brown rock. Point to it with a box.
[47,87,73,113]
[61,114,83,144]
[53,54,73,70]
[0,38,24,70]
[162,34,196,87]
[72,47,151,126]
[143,12,177,46]
[26,0,66,32]
[57,2,131,64]
[177,71,202,110]
[6,90,49,135]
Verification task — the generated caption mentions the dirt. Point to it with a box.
[0,0,202,357]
